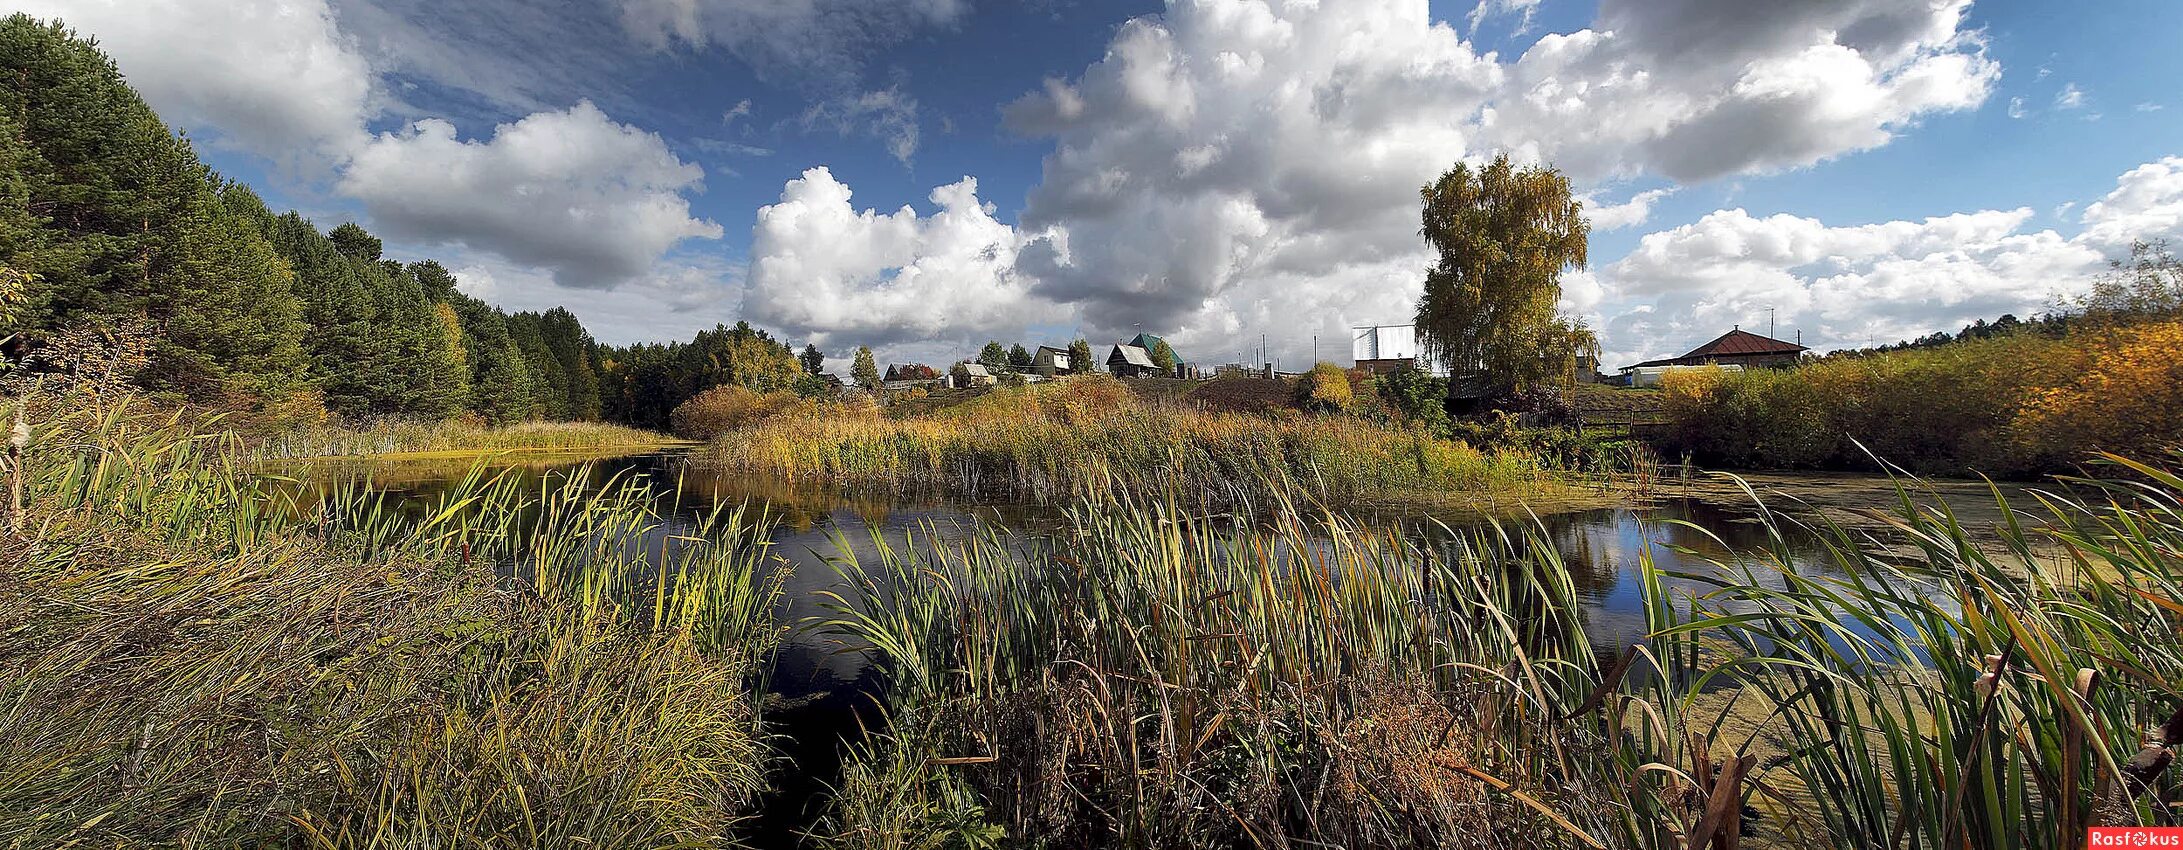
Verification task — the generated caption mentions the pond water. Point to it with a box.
[279,447,1946,844]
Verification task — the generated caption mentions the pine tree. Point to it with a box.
[0,106,49,344]
[327,226,467,417]
[851,346,880,389]
[536,308,600,420]
[1008,343,1033,370]
[799,343,825,376]
[978,341,1008,370]
[414,262,536,424]
[329,223,382,265]
[0,15,307,402]
[266,214,384,416]
[507,312,568,419]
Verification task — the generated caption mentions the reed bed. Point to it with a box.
[253,417,680,460]
[1604,458,2183,848]
[801,455,2183,848]
[811,487,1615,848]
[0,398,781,848]
[699,374,1555,510]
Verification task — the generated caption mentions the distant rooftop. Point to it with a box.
[1625,328,1807,370]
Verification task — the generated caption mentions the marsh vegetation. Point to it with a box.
[11,391,2183,848]
[688,373,1575,513]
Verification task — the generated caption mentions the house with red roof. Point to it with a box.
[1620,327,1808,385]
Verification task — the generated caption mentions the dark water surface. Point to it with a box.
[282,448,1908,844]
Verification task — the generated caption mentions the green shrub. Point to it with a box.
[1372,362,1449,432]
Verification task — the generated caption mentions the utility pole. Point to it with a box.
[1768,307,1777,340]
[1312,334,1318,364]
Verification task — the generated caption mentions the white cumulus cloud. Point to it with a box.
[743,168,1050,350]
[2078,156,2183,250]
[1585,188,1676,231]
[15,0,373,167]
[1587,155,2183,368]
[341,102,723,286]
[976,0,1999,367]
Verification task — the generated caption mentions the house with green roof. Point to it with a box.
[1112,332,1180,377]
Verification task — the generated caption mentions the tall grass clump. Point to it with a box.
[0,396,781,847]
[670,382,880,440]
[1594,455,2183,847]
[700,373,1554,510]
[810,485,1615,848]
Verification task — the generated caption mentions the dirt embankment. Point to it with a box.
[1182,376,1296,414]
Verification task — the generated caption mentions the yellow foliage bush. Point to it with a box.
[2014,321,2183,464]
[1656,317,2183,475]
[1296,362,1354,413]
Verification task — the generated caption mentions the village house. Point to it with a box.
[1033,345,1073,376]
[1620,327,1807,387]
[950,362,998,388]
[1106,342,1161,378]
[1107,342,1157,377]
[1106,332,1180,378]
[882,363,942,390]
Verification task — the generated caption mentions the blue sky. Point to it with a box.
[29,0,2183,369]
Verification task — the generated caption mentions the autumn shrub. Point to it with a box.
[1373,362,1450,432]
[670,384,816,440]
[1040,372,1141,425]
[1295,361,1355,413]
[1656,319,2183,475]
[2014,319,2183,465]
[1658,366,1833,468]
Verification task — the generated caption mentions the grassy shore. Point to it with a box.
[251,418,687,460]
[0,400,779,847]
[698,374,1569,511]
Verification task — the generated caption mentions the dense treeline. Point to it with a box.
[597,322,817,432]
[0,15,824,431]
[0,16,304,402]
[0,15,608,423]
